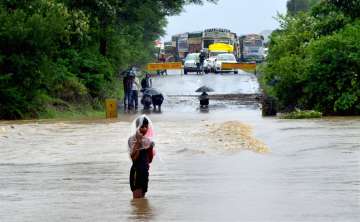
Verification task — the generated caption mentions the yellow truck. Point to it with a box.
[205,43,235,73]
[208,43,234,56]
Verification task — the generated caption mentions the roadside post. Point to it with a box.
[105,99,118,118]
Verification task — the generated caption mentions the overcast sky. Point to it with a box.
[163,0,288,40]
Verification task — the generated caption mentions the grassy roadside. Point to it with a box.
[279,110,322,119]
[38,104,106,120]
[36,78,124,121]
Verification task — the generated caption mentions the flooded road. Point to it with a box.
[0,71,359,221]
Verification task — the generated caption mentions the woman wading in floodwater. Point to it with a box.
[128,115,155,198]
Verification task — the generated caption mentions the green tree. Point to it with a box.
[287,0,310,15]
[262,0,360,115]
[304,20,360,114]
[0,0,217,119]
[327,0,360,19]
[287,0,321,15]
[262,13,315,110]
[0,0,87,118]
[64,0,216,56]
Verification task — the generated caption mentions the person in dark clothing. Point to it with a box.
[152,94,164,111]
[141,73,152,92]
[128,115,155,198]
[199,92,209,108]
[123,75,129,108]
[158,54,167,75]
[141,78,147,91]
[123,74,133,110]
[199,50,206,75]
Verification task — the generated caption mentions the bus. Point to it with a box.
[239,34,265,62]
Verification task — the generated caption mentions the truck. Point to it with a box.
[239,34,265,63]
[204,43,235,73]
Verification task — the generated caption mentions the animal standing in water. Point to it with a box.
[152,94,164,112]
[141,93,153,110]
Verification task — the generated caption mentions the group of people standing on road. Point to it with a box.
[123,72,140,110]
[123,68,164,111]
[123,69,153,111]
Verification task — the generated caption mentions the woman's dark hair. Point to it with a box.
[136,116,149,128]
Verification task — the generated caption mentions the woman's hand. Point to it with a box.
[131,136,141,161]
[135,130,143,142]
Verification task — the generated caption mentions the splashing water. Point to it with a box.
[207,121,270,153]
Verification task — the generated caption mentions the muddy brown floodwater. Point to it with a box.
[0,72,359,221]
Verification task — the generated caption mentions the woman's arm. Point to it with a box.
[130,141,141,161]
[130,131,144,161]
[147,142,155,163]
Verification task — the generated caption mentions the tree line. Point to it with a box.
[0,0,216,119]
[261,0,360,115]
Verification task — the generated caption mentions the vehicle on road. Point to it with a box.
[183,53,200,74]
[205,43,235,73]
[239,34,265,62]
[204,56,217,73]
[263,47,269,59]
[214,53,238,74]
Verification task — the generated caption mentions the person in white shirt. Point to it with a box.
[130,76,140,110]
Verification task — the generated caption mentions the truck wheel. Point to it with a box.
[184,69,188,75]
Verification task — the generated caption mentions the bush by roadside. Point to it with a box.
[279,109,322,119]
[260,0,360,116]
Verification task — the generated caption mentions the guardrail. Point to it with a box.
[221,63,256,70]
[147,62,182,71]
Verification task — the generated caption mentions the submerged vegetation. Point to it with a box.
[279,109,322,119]
[0,0,216,120]
[261,0,360,115]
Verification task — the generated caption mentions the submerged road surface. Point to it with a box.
[0,72,359,221]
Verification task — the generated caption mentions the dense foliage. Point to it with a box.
[287,0,320,15]
[262,0,360,115]
[0,0,216,119]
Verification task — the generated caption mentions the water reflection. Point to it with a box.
[199,107,209,113]
[129,198,154,221]
[141,109,152,115]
